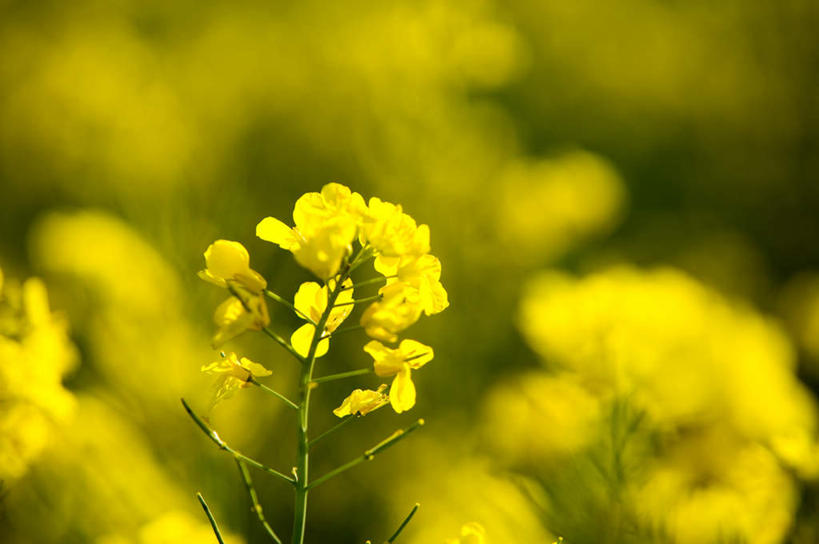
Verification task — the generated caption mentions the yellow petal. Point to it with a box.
[294,282,324,322]
[204,240,250,280]
[398,339,434,369]
[290,323,329,358]
[240,357,272,377]
[389,364,416,413]
[257,217,300,250]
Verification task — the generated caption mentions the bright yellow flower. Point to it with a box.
[332,384,389,417]
[197,239,267,294]
[375,254,449,315]
[360,282,423,343]
[201,352,271,405]
[290,278,353,358]
[360,197,430,257]
[445,522,487,544]
[365,339,433,413]
[256,183,366,279]
[211,293,269,348]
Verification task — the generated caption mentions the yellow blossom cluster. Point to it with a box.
[200,352,271,406]
[0,266,77,482]
[498,265,819,543]
[199,183,447,414]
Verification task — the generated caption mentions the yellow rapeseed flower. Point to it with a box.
[445,522,487,544]
[360,282,424,343]
[332,384,389,417]
[211,294,269,348]
[375,253,449,315]
[201,352,271,405]
[360,197,430,257]
[198,239,267,294]
[290,277,354,358]
[256,183,366,279]
[365,339,433,413]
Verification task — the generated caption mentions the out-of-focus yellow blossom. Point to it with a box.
[496,151,625,264]
[98,511,244,544]
[360,282,423,343]
[0,269,77,483]
[211,293,270,348]
[198,239,266,294]
[256,183,366,279]
[365,339,433,413]
[375,254,449,316]
[445,522,487,544]
[290,277,353,357]
[333,384,389,417]
[201,352,271,405]
[482,372,601,465]
[360,197,430,258]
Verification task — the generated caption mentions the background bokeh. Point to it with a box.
[2,1,818,542]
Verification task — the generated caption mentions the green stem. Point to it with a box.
[291,253,361,544]
[262,326,305,364]
[249,377,299,410]
[308,415,358,449]
[197,492,226,544]
[311,368,373,385]
[326,324,365,337]
[182,399,295,485]
[265,289,317,325]
[333,294,383,307]
[340,274,397,292]
[306,419,424,490]
[235,458,283,544]
[386,503,420,543]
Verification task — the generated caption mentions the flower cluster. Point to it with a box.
[199,183,448,414]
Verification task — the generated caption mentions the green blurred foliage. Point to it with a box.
[1,0,818,543]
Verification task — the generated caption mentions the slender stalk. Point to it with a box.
[340,275,397,292]
[311,367,373,385]
[307,419,425,490]
[249,377,299,410]
[265,289,316,325]
[235,458,283,544]
[308,415,358,449]
[262,326,305,364]
[333,294,383,307]
[197,492,226,544]
[326,324,365,337]
[182,399,295,485]
[386,503,420,543]
[291,255,360,544]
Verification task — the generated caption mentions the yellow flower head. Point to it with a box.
[201,352,271,405]
[332,384,389,417]
[360,282,423,343]
[360,197,430,258]
[198,239,267,294]
[211,293,270,348]
[256,183,366,279]
[365,339,433,413]
[290,277,354,358]
[375,253,449,316]
[445,522,487,544]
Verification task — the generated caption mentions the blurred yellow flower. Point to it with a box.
[333,384,389,417]
[198,239,266,294]
[256,183,366,279]
[98,510,244,544]
[445,522,487,544]
[0,270,77,483]
[365,339,433,413]
[360,282,424,343]
[201,352,271,405]
[211,294,269,348]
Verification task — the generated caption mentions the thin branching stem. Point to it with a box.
[308,415,358,449]
[386,503,420,543]
[235,458,284,544]
[307,419,425,490]
[262,326,305,364]
[182,399,295,485]
[311,368,373,385]
[333,294,383,307]
[249,377,299,410]
[265,289,316,325]
[197,493,226,544]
